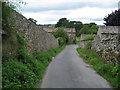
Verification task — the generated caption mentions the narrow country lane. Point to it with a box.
[40,45,112,88]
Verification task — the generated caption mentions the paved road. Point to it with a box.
[40,45,112,88]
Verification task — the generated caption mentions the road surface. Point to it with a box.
[40,45,112,88]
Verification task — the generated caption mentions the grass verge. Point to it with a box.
[2,45,65,88]
[77,48,119,88]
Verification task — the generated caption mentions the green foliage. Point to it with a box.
[79,23,98,35]
[67,21,83,37]
[2,60,37,88]
[2,1,25,32]
[2,1,27,62]
[85,42,92,49]
[35,52,51,63]
[111,65,119,77]
[2,31,27,63]
[2,46,65,88]
[52,27,69,46]
[55,18,83,37]
[17,48,32,63]
[55,18,69,27]
[17,33,27,48]
[2,2,15,33]
[55,18,98,37]
[104,9,120,26]
[83,35,96,41]
[76,37,81,43]
[57,37,65,46]
[77,48,119,88]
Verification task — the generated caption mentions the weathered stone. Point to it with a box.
[79,34,93,48]
[92,26,120,64]
[7,10,59,53]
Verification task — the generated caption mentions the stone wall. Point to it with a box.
[92,26,120,64]
[9,10,59,53]
[79,34,92,48]
[79,40,91,48]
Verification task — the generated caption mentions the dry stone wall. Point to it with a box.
[79,34,92,48]
[92,26,120,64]
[11,10,59,53]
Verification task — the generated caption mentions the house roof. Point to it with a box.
[43,27,76,33]
[64,28,76,33]
[43,27,56,33]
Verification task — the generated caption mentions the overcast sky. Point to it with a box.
[20,0,119,25]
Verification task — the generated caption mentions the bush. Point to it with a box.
[79,24,98,35]
[84,35,96,41]
[97,64,113,75]
[2,60,37,88]
[17,48,33,64]
[35,52,51,63]
[76,37,81,43]
[52,27,69,45]
[2,45,65,88]
[17,33,27,47]
[85,42,92,49]
[58,37,65,46]
[111,65,119,77]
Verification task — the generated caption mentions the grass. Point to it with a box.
[2,45,65,88]
[77,48,119,88]
[76,37,81,43]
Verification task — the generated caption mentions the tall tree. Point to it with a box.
[104,9,120,26]
[89,22,97,27]
[74,21,83,36]
[55,18,69,27]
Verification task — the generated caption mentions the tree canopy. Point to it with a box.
[104,9,120,26]
[55,18,98,36]
[55,18,69,27]
[52,27,69,45]
[55,18,83,36]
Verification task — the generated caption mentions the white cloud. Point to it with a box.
[67,7,117,19]
[22,0,119,8]
[20,0,119,25]
[22,7,117,25]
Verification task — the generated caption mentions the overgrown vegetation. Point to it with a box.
[2,45,65,88]
[2,1,26,61]
[76,37,81,43]
[77,43,119,88]
[83,35,96,41]
[2,1,66,88]
[52,27,70,46]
